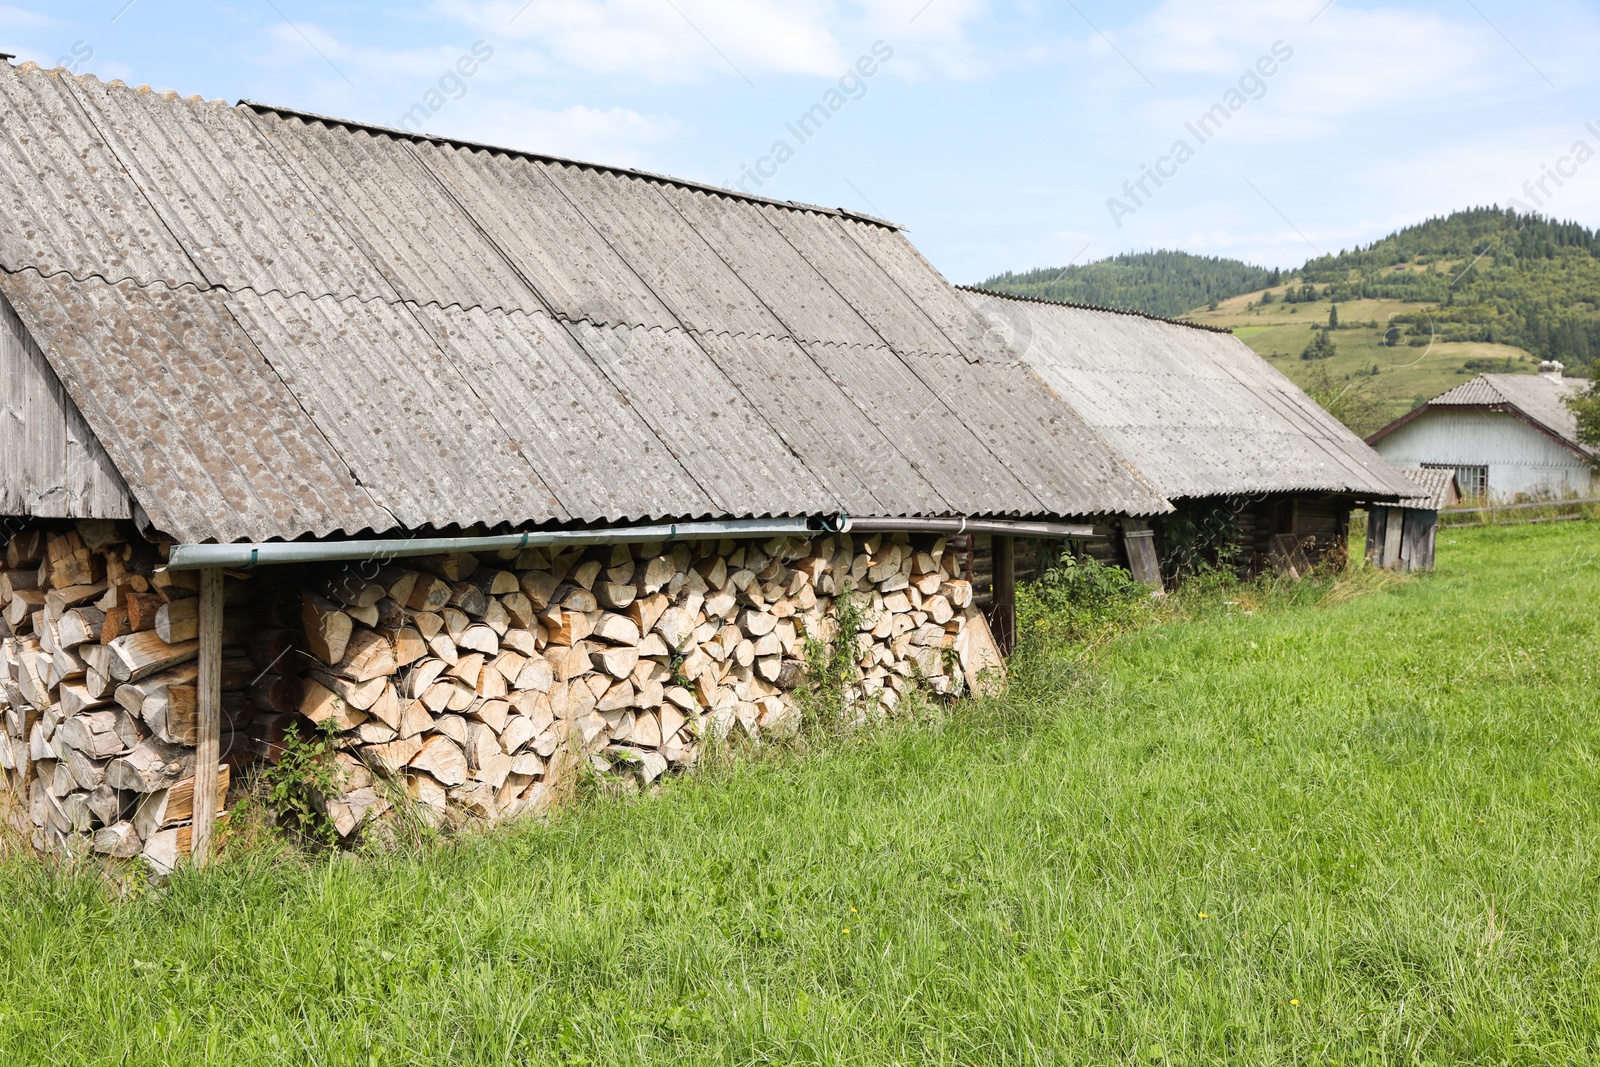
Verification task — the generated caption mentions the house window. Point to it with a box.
[1424,462,1486,500]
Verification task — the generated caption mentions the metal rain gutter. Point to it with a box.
[841,516,1098,539]
[166,515,1102,571]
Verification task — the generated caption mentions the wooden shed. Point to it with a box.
[1365,467,1459,573]
[959,289,1419,586]
[0,61,1173,862]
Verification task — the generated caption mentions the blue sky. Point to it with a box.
[3,0,1598,282]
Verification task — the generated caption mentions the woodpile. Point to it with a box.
[290,530,987,829]
[0,524,255,867]
[1,522,998,862]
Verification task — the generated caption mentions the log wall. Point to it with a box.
[0,521,991,865]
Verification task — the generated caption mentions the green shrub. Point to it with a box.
[1017,550,1151,650]
[262,722,342,847]
[794,583,869,737]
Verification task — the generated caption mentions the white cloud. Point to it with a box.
[429,97,680,164]
[1118,0,1519,135]
[0,4,56,31]
[428,0,991,83]
[432,0,843,81]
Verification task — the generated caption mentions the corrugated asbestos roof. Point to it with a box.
[1396,467,1458,511]
[962,290,1419,501]
[0,62,1169,542]
[1426,374,1592,451]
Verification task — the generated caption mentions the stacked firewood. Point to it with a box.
[0,523,254,868]
[0,523,994,863]
[293,532,985,833]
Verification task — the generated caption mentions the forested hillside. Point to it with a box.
[1296,207,1600,368]
[977,251,1280,319]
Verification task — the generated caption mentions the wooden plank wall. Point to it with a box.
[968,530,1121,609]
[0,291,130,521]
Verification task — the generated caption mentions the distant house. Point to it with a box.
[1366,467,1459,573]
[1366,365,1596,501]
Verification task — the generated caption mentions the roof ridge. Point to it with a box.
[956,284,1235,334]
[240,99,906,231]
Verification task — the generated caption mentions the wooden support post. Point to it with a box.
[1364,508,1386,569]
[991,534,1015,657]
[191,567,223,866]
[1121,518,1164,590]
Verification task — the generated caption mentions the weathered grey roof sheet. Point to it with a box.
[962,289,1419,501]
[1427,374,1592,452]
[1396,467,1459,511]
[0,62,1169,541]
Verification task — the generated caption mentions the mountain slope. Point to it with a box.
[976,251,1280,319]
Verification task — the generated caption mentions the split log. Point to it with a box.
[405,658,449,700]
[132,766,230,840]
[449,582,489,619]
[366,683,403,731]
[98,606,132,644]
[398,699,434,740]
[301,595,353,665]
[653,607,694,651]
[519,571,559,610]
[124,591,165,632]
[591,646,640,679]
[458,625,499,656]
[320,573,386,611]
[45,531,100,588]
[514,655,554,693]
[365,735,426,774]
[5,530,45,568]
[409,735,467,786]
[499,714,538,754]
[6,589,45,628]
[93,822,141,859]
[248,673,304,716]
[306,670,386,712]
[299,678,368,731]
[59,682,111,716]
[154,597,199,644]
[115,662,199,715]
[107,622,245,683]
[628,592,669,636]
[61,708,143,758]
[56,607,105,648]
[473,569,520,597]
[329,629,397,682]
[591,613,641,646]
[106,737,194,792]
[390,625,427,667]
[594,581,636,610]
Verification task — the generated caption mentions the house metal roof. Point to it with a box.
[1366,373,1596,460]
[961,289,1419,502]
[0,62,1169,543]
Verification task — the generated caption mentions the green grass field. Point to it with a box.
[1183,286,1540,435]
[3,522,1598,1065]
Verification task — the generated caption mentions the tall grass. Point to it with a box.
[0,522,1597,1064]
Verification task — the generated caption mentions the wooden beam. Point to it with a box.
[191,568,223,866]
[991,534,1016,657]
